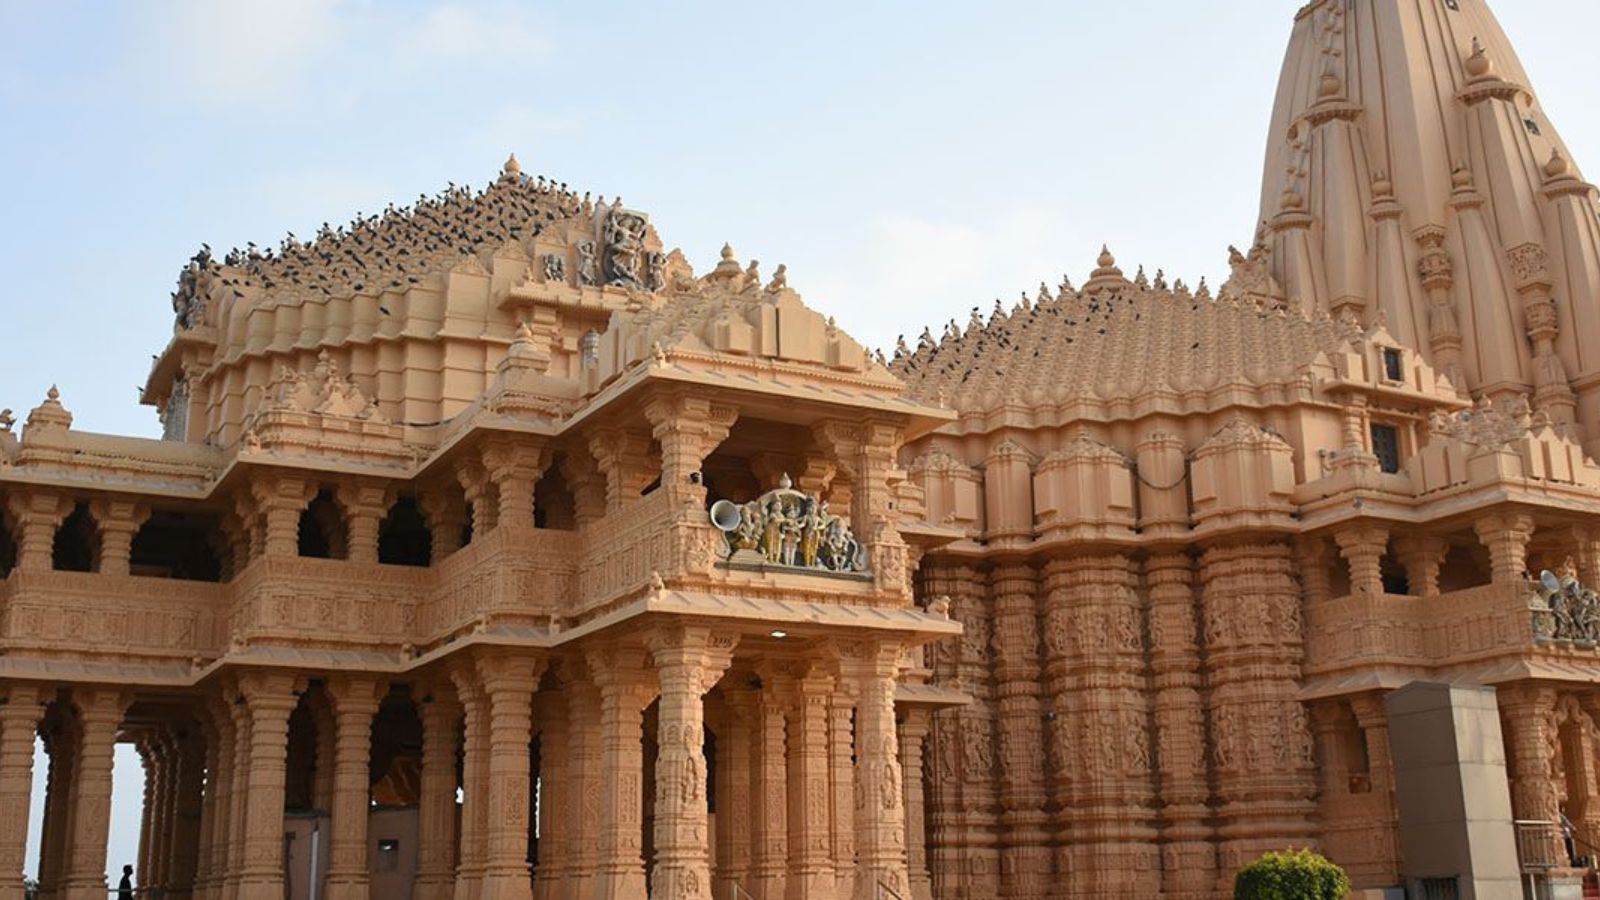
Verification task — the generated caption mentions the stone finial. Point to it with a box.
[1318,71,1343,100]
[1097,245,1116,269]
[1450,162,1474,191]
[1464,38,1492,79]
[503,153,521,176]
[1371,170,1394,197]
[1545,148,1572,180]
[24,384,73,437]
[1279,186,1305,211]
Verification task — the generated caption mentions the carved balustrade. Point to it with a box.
[0,570,224,663]
[1306,580,1593,683]
[228,556,428,650]
[422,526,578,641]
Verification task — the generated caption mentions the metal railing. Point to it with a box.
[729,884,757,900]
[877,881,907,900]
[1515,818,1563,871]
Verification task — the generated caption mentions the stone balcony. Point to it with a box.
[1303,580,1600,699]
[0,570,225,669]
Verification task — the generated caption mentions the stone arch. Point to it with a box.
[371,686,423,807]
[377,496,432,567]
[52,501,99,572]
[298,488,348,559]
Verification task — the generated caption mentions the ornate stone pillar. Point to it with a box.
[714,691,754,900]
[987,564,1048,900]
[1500,684,1563,864]
[898,709,932,900]
[192,717,221,900]
[532,692,567,900]
[90,499,149,576]
[478,654,544,900]
[337,482,389,565]
[1334,525,1389,596]
[450,664,489,900]
[828,685,856,893]
[223,697,252,900]
[1199,543,1318,893]
[1415,225,1465,392]
[251,475,312,559]
[1146,553,1216,900]
[780,665,835,900]
[135,739,156,894]
[168,729,206,900]
[36,713,76,900]
[1394,535,1449,597]
[196,698,236,900]
[844,643,911,900]
[483,440,550,530]
[749,676,788,900]
[235,673,298,900]
[457,460,497,535]
[62,688,128,900]
[587,429,657,514]
[418,489,468,563]
[0,684,45,900]
[147,732,176,895]
[1350,694,1401,885]
[415,688,462,900]
[4,493,67,573]
[1476,514,1537,584]
[563,679,603,900]
[325,676,383,900]
[643,394,737,508]
[589,649,654,900]
[647,626,735,900]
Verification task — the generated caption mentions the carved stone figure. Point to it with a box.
[576,240,600,286]
[542,252,566,284]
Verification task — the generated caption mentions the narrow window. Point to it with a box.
[1381,347,1403,381]
[1370,423,1402,474]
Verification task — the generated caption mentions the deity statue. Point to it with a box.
[576,240,600,286]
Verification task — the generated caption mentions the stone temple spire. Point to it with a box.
[1258,0,1600,457]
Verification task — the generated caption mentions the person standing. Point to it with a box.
[117,864,135,900]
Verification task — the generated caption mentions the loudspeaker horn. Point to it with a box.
[709,499,742,532]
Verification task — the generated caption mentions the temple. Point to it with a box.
[1,1,1598,899]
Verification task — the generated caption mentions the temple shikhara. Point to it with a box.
[6,1,1600,899]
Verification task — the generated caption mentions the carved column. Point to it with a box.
[587,430,657,514]
[1349,694,1401,885]
[5,493,68,573]
[714,691,754,900]
[589,649,654,900]
[1415,225,1466,393]
[457,461,497,535]
[418,489,468,563]
[1506,243,1579,430]
[197,697,236,900]
[749,676,788,900]
[415,689,462,900]
[325,677,383,900]
[168,729,206,900]
[478,654,543,900]
[337,483,389,565]
[532,692,568,900]
[1199,543,1318,893]
[1040,555,1158,898]
[1476,513,1536,584]
[192,721,219,900]
[1335,525,1389,596]
[564,679,603,900]
[145,732,175,895]
[780,665,835,900]
[845,643,911,900]
[828,686,855,894]
[223,696,252,900]
[90,499,149,576]
[643,395,737,508]
[235,673,298,900]
[1500,684,1563,864]
[483,440,550,531]
[450,664,489,900]
[647,626,735,900]
[1389,535,1446,597]
[988,564,1048,900]
[36,713,76,900]
[136,739,157,895]
[251,475,312,560]
[62,688,127,900]
[0,684,45,900]
[1146,553,1215,900]
[898,709,932,900]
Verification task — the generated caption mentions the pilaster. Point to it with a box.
[987,563,1048,900]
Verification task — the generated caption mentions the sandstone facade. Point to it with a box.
[1,2,1599,900]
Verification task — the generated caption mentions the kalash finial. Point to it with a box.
[1097,245,1116,269]
[503,153,522,177]
[1465,38,1493,79]
[1545,148,1572,180]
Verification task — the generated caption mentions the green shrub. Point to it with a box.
[1234,848,1352,900]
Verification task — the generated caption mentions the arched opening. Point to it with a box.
[378,496,432,567]
[1437,539,1493,593]
[128,510,223,581]
[533,468,576,531]
[298,489,348,559]
[284,698,322,814]
[369,688,423,896]
[1379,541,1410,596]
[52,502,98,572]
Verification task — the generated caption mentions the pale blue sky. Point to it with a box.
[5,0,1600,886]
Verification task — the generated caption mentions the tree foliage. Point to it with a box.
[1234,849,1352,900]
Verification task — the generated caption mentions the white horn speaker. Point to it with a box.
[709,499,742,532]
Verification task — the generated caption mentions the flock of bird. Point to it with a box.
[183,172,607,303]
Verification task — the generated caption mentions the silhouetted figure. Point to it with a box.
[117,864,133,900]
